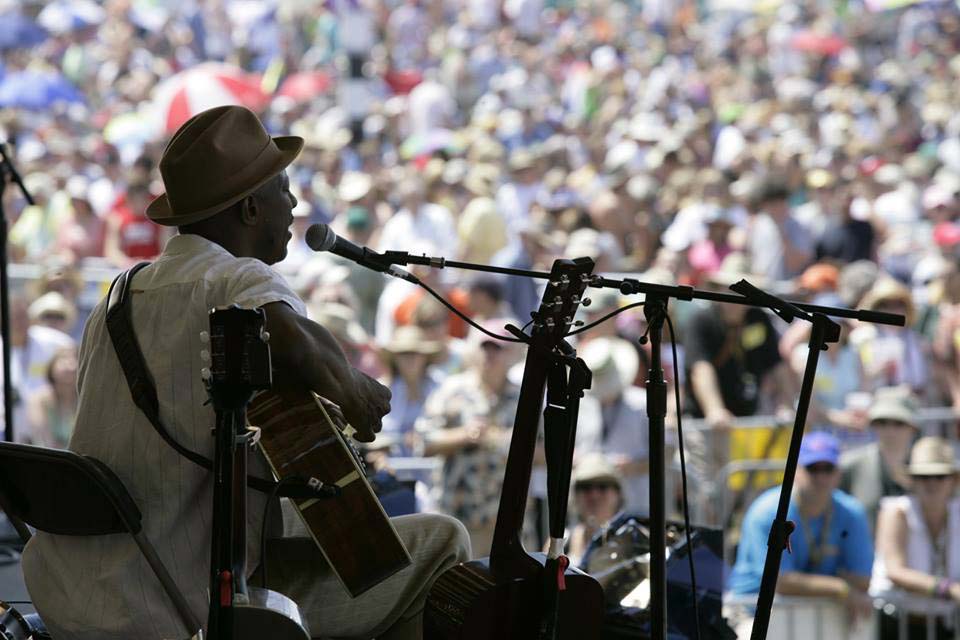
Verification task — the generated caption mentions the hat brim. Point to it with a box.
[573,473,621,488]
[868,408,916,427]
[146,136,304,227]
[383,344,442,356]
[908,463,958,476]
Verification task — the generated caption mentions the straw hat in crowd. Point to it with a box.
[580,337,640,402]
[907,437,959,477]
[28,291,77,329]
[572,452,623,491]
[306,302,368,346]
[380,326,443,365]
[867,387,919,429]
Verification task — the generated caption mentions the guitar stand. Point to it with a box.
[540,342,591,640]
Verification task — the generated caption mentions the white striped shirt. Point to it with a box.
[22,234,306,640]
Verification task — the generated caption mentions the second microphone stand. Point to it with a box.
[586,275,904,640]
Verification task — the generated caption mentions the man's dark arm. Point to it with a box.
[262,301,389,441]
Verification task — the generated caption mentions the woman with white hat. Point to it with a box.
[379,325,443,456]
[872,436,960,638]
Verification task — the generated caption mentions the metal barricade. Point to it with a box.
[724,593,876,640]
[873,591,960,640]
[674,410,960,528]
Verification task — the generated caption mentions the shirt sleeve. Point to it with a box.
[225,258,307,316]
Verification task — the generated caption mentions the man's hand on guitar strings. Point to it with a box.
[342,369,392,443]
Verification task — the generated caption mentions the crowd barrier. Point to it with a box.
[725,592,959,640]
[677,412,960,528]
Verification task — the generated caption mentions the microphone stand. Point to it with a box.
[0,142,33,444]
[371,247,906,640]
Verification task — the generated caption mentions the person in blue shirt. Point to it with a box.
[730,431,874,624]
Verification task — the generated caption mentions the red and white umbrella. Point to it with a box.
[151,62,270,134]
[277,71,332,103]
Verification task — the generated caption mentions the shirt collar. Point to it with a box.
[162,233,236,259]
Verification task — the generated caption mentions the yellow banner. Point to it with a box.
[728,424,790,490]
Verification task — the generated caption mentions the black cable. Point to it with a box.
[565,301,646,337]
[664,311,702,640]
[412,275,527,343]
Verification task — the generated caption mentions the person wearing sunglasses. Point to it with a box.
[872,436,960,639]
[729,431,874,630]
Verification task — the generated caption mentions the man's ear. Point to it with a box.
[238,194,259,227]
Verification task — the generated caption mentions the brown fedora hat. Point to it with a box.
[146,105,303,227]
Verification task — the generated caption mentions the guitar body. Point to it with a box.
[233,587,312,640]
[247,388,412,597]
[425,553,604,639]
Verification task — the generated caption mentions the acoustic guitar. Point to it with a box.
[424,258,605,639]
[247,389,412,597]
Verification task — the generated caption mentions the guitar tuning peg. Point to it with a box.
[200,367,212,381]
[574,320,585,327]
[581,297,592,307]
[200,350,211,363]
[199,331,210,343]
[260,330,270,343]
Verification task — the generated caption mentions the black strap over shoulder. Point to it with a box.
[105,263,318,498]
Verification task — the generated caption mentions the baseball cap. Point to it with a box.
[798,432,840,467]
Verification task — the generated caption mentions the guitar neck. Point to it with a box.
[489,338,558,580]
[488,258,594,579]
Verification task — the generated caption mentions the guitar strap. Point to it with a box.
[105,263,312,498]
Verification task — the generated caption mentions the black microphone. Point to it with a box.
[305,223,417,282]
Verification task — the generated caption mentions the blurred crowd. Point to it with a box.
[4,0,960,630]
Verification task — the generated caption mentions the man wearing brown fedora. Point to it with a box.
[22,106,470,640]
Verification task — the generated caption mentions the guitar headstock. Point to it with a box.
[529,257,595,343]
[202,306,272,409]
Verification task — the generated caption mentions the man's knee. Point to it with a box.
[424,513,472,563]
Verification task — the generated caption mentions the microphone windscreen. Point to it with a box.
[305,223,337,252]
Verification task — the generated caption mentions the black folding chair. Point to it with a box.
[0,442,202,639]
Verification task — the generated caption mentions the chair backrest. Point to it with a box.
[0,442,202,638]
[0,442,142,538]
